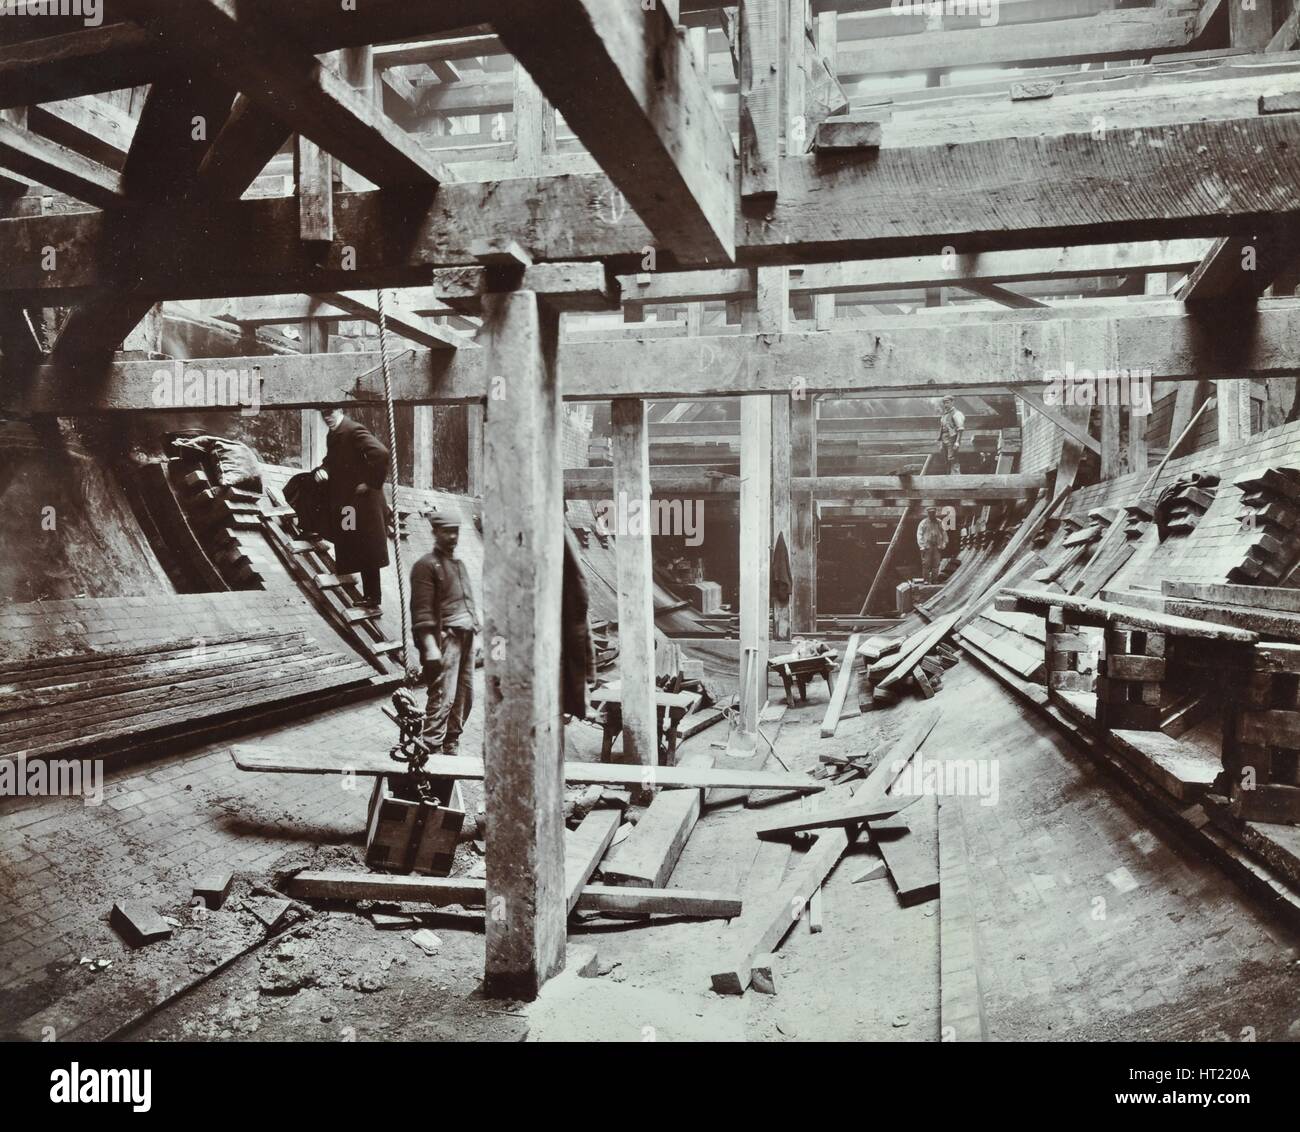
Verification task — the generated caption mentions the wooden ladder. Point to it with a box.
[260,486,405,675]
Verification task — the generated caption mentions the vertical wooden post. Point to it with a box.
[785,0,811,153]
[1100,399,1121,479]
[791,395,817,633]
[466,403,484,497]
[1127,403,1148,475]
[513,62,555,175]
[1230,0,1274,49]
[295,135,334,242]
[412,405,434,489]
[759,267,791,642]
[610,397,658,774]
[1217,379,1252,445]
[481,289,566,1001]
[739,394,772,734]
[772,395,792,642]
[739,0,780,199]
[299,320,329,469]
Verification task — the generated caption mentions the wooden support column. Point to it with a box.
[513,62,555,176]
[785,0,811,153]
[481,288,566,1001]
[1230,0,1275,50]
[299,320,329,469]
[758,267,791,641]
[1128,403,1149,474]
[740,394,773,733]
[610,397,658,775]
[791,395,817,633]
[1100,400,1121,479]
[739,0,781,199]
[295,135,334,242]
[466,403,484,497]
[1217,378,1253,444]
[412,406,434,489]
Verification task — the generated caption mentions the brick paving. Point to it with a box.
[0,679,485,1010]
[1,659,1298,1039]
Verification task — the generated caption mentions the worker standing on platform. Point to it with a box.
[917,506,947,585]
[410,514,480,755]
[315,407,390,615]
[937,395,966,473]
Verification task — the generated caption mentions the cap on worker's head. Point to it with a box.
[428,512,460,532]
[942,395,955,405]
[927,506,937,514]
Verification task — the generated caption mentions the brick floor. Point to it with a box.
[2,659,1298,1040]
[0,677,485,1007]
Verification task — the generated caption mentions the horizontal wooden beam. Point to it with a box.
[6,90,1299,298]
[618,241,1210,305]
[14,299,1300,412]
[490,0,735,264]
[565,466,740,498]
[0,118,124,208]
[836,9,1198,75]
[795,474,1045,501]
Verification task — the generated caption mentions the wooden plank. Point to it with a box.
[739,0,781,199]
[1011,388,1102,455]
[938,797,986,1042]
[228,744,824,792]
[493,0,735,263]
[286,872,741,918]
[868,792,939,905]
[1000,589,1259,643]
[610,397,657,772]
[564,809,620,912]
[602,787,701,888]
[136,0,449,187]
[319,291,471,351]
[878,613,959,690]
[1162,581,1300,614]
[755,790,918,840]
[820,632,862,738]
[480,287,566,1001]
[710,826,850,994]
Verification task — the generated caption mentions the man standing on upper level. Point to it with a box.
[937,395,966,474]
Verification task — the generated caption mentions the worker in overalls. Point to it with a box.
[916,506,948,585]
[937,395,966,474]
[410,514,479,755]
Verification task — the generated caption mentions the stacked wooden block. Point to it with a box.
[1044,606,1097,695]
[1219,643,1300,824]
[1095,625,1171,731]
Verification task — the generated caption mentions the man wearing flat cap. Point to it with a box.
[410,513,480,755]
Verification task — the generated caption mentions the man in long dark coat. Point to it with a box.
[315,407,390,613]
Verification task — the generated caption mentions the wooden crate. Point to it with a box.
[365,775,466,876]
